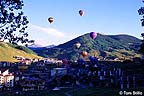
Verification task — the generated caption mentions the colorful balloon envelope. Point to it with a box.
[48,17,54,24]
[90,32,97,39]
[82,51,87,57]
[62,58,68,65]
[79,10,84,16]
[77,58,85,64]
[89,56,94,61]
[75,42,81,49]
[89,56,98,63]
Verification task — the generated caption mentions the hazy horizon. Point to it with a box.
[30,33,142,47]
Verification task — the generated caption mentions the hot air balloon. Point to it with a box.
[48,17,54,24]
[82,51,87,57]
[75,42,81,49]
[89,56,98,63]
[90,32,97,39]
[89,56,94,61]
[62,58,68,65]
[79,10,84,16]
[77,58,85,64]
[93,57,98,62]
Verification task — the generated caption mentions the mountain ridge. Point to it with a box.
[30,33,142,61]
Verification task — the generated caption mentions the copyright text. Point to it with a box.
[119,91,143,95]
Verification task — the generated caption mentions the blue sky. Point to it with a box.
[23,0,143,46]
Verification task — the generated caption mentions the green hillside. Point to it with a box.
[32,33,142,61]
[0,42,42,62]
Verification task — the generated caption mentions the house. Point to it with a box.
[18,64,29,71]
[22,58,32,65]
[132,57,141,63]
[19,77,45,91]
[0,69,14,91]
[51,68,67,77]
[0,62,12,67]
[44,58,62,64]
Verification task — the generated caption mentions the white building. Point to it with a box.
[51,68,67,76]
[0,69,14,88]
[45,58,62,64]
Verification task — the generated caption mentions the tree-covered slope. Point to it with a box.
[32,33,141,61]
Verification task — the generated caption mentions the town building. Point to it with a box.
[19,77,45,91]
[0,69,14,91]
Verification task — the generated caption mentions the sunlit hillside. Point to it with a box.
[0,42,42,62]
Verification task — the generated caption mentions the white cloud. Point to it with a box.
[29,24,65,37]
[25,24,78,46]
[34,39,48,47]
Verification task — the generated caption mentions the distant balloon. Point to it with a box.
[90,32,97,39]
[82,51,87,57]
[77,58,85,64]
[93,57,98,62]
[89,56,98,63]
[75,42,81,49]
[79,10,84,16]
[48,17,54,24]
[89,56,94,61]
[62,58,68,65]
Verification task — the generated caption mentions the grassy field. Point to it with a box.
[0,42,42,62]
